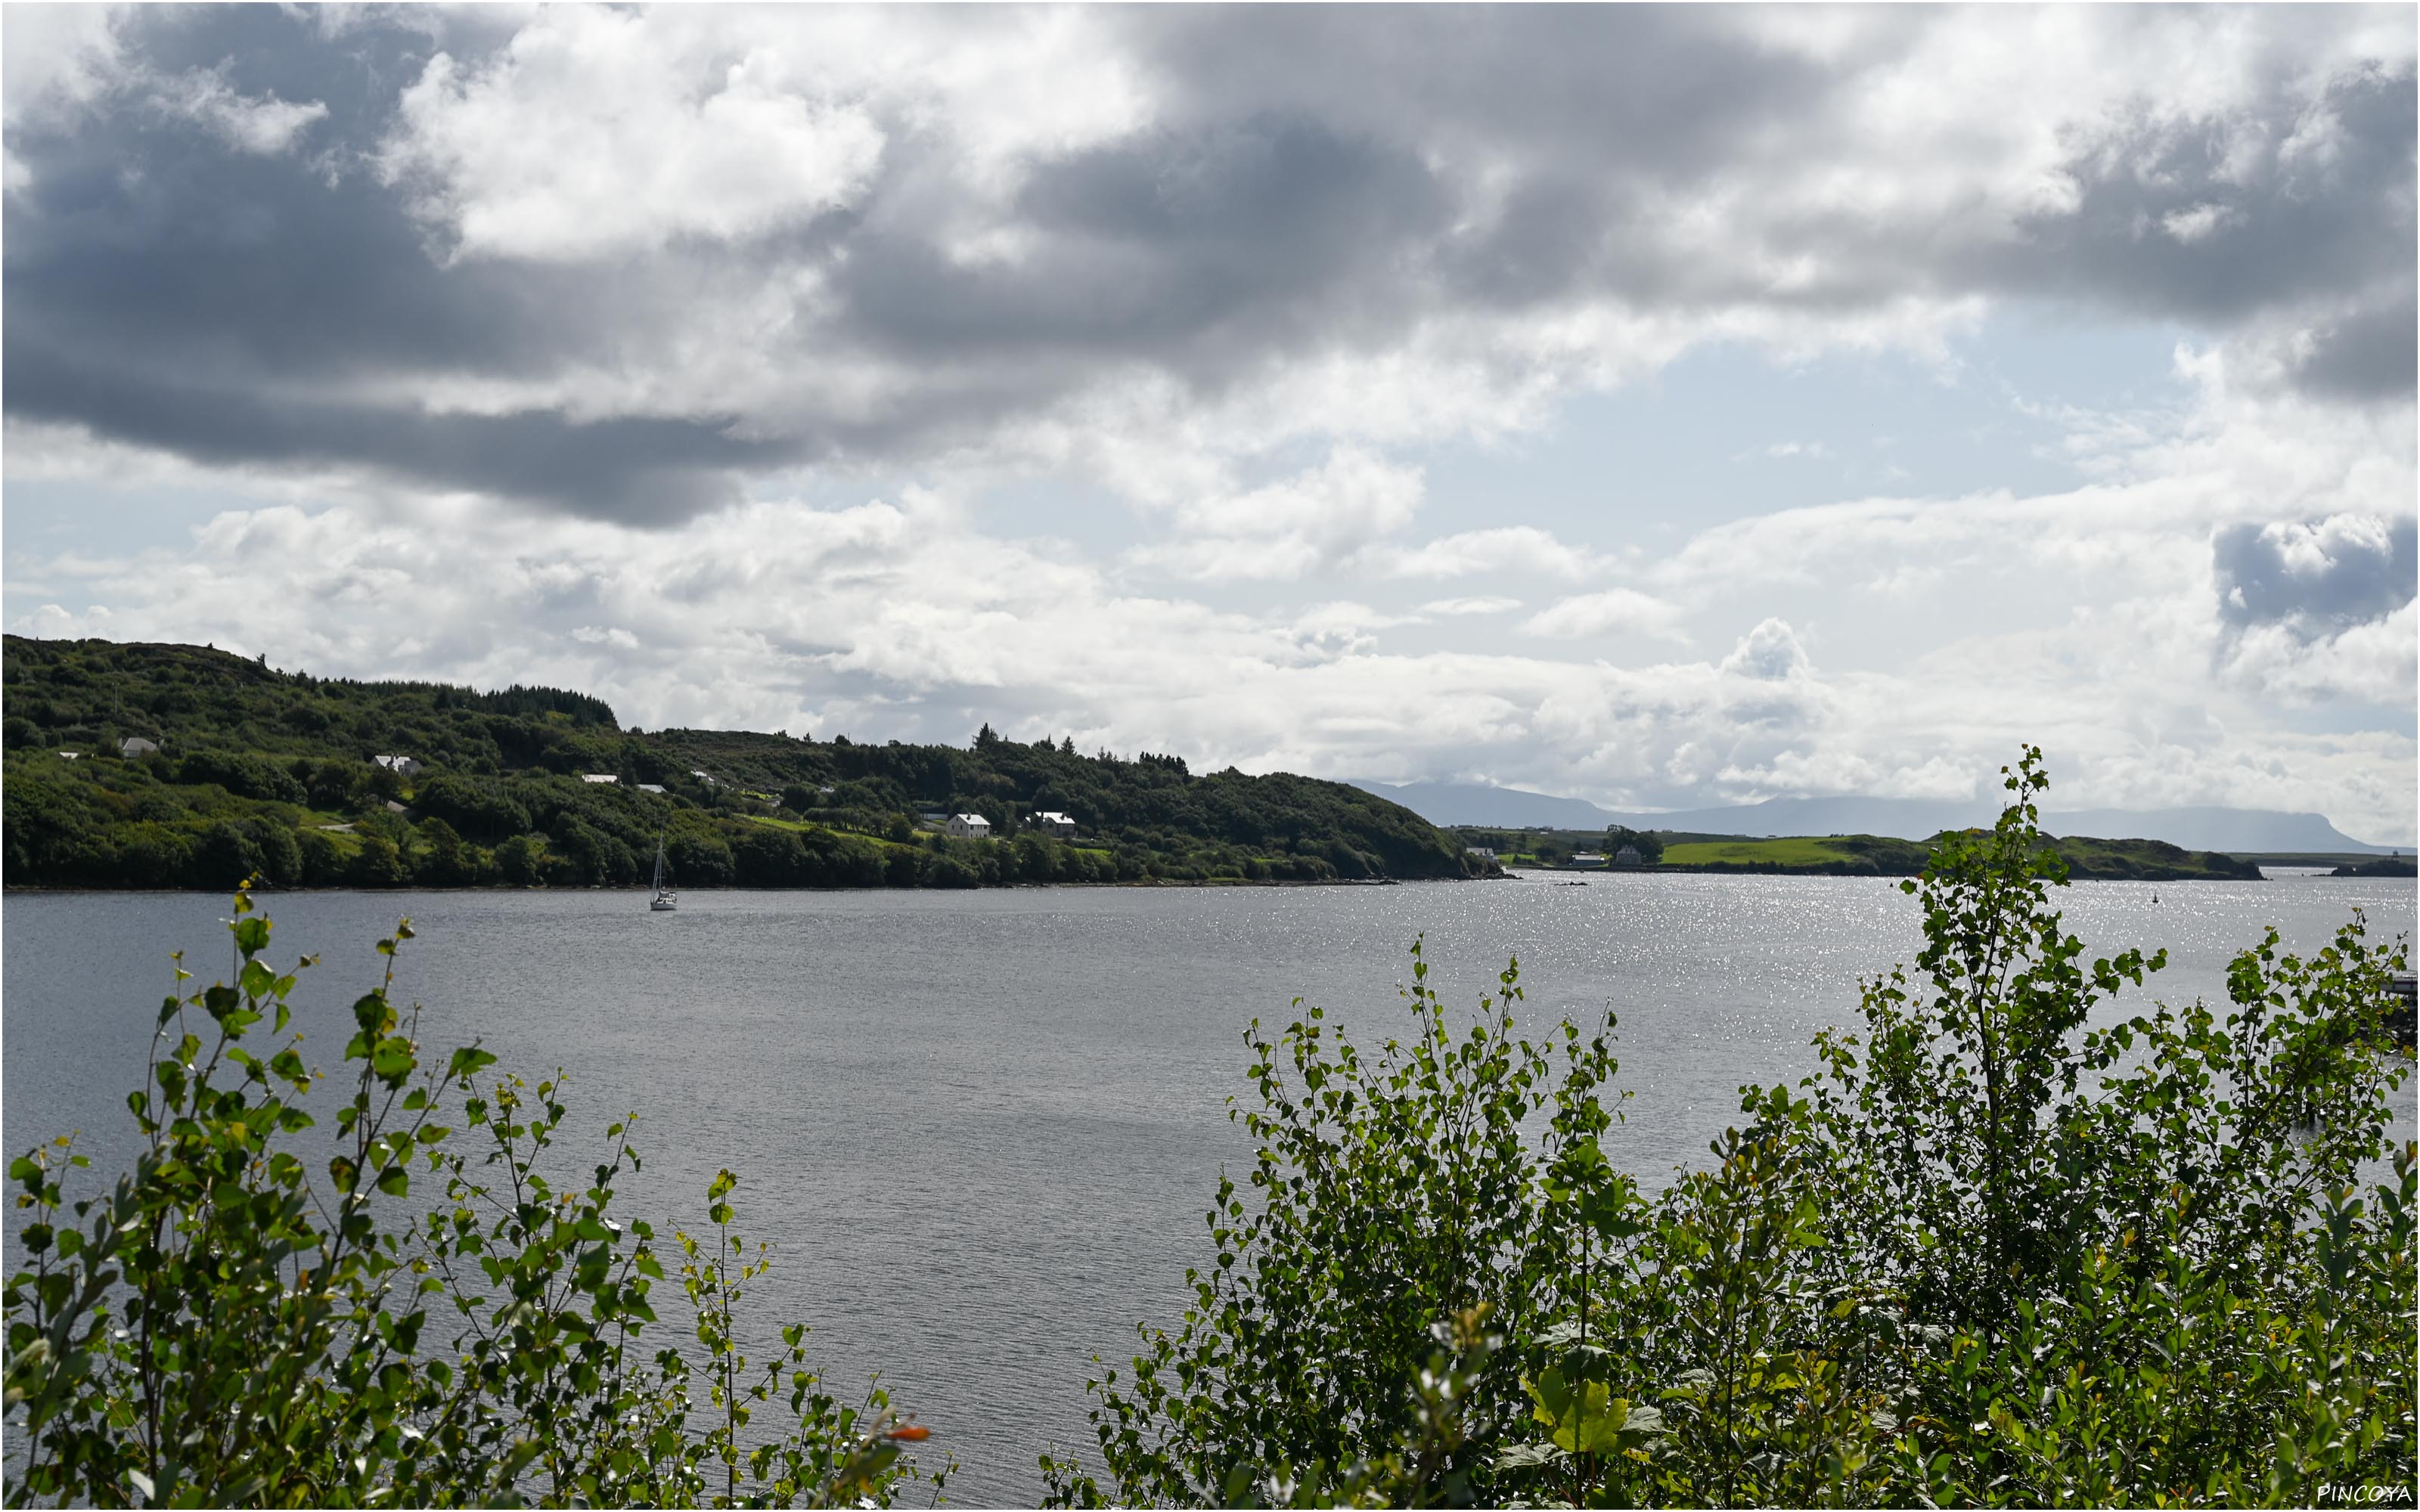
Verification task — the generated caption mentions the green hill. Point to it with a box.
[1,637,1488,891]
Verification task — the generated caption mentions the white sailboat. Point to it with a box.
[650,833,678,911]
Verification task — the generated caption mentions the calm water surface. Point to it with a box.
[5,871,2412,1501]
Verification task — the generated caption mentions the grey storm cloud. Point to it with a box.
[2212,516,2418,632]
[4,5,2413,522]
[2291,293,2420,402]
[830,115,1453,370]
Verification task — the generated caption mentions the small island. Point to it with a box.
[2332,854,2418,878]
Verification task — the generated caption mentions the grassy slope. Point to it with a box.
[1654,832,2263,881]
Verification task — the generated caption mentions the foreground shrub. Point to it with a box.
[1052,748,2416,1507]
[1042,943,1624,1505]
[4,889,943,1507]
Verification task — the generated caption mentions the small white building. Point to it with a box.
[1030,810,1077,839]
[373,754,423,779]
[689,769,720,786]
[946,813,992,840]
[1465,845,1497,862]
[119,736,159,757]
[1568,850,1608,870]
[1612,844,1645,869]
[581,773,619,785]
[57,751,80,761]
[636,783,666,794]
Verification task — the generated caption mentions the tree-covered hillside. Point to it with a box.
[2,637,1488,891]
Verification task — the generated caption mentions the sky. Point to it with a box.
[3,5,2414,841]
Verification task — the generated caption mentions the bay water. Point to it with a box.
[5,871,2411,1501]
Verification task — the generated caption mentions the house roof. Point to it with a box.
[953,813,989,824]
[1033,810,1074,823]
[581,773,619,783]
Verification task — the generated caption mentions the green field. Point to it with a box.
[1647,832,2260,881]
[1654,833,1933,875]
[1660,837,1870,866]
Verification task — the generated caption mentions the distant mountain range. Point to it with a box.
[1348,780,2408,855]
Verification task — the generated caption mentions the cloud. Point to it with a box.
[2221,600,2418,705]
[148,67,328,155]
[1420,596,1522,617]
[1377,526,1611,581]
[1720,618,1813,681]
[5,6,2411,522]
[2,5,127,131]
[2159,203,2237,245]
[1131,447,1425,581]
[2213,513,2417,630]
[379,15,886,262]
[1520,588,1687,642]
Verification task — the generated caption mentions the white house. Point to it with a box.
[946,813,992,840]
[689,769,720,786]
[1030,810,1077,839]
[119,736,159,757]
[1612,845,1645,869]
[1464,845,1497,862]
[636,783,666,794]
[1568,850,1608,869]
[581,773,619,785]
[373,754,423,779]
[57,751,80,761]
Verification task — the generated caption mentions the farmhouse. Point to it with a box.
[1030,810,1077,839]
[373,754,423,779]
[119,736,159,757]
[946,813,992,840]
